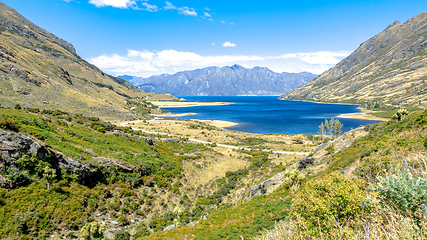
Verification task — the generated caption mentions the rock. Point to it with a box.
[162,137,181,143]
[0,176,11,188]
[248,171,287,199]
[186,222,195,227]
[92,157,135,173]
[141,136,154,145]
[163,224,175,231]
[297,157,315,171]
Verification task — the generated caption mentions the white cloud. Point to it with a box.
[90,49,351,77]
[223,41,237,47]
[212,43,215,46]
[89,0,136,8]
[163,1,176,10]
[178,7,198,16]
[204,12,211,17]
[140,2,158,12]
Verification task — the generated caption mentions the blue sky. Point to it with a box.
[3,0,427,77]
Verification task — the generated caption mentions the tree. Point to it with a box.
[318,122,326,139]
[43,166,56,191]
[332,119,343,136]
[318,118,343,138]
[392,109,409,121]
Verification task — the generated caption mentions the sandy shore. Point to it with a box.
[149,101,231,108]
[153,112,197,117]
[337,112,389,121]
[195,119,238,128]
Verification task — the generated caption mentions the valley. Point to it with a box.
[0,1,427,240]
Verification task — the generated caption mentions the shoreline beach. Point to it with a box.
[150,101,231,108]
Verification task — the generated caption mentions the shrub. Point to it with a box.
[292,172,366,237]
[14,104,22,110]
[79,222,105,239]
[373,164,427,214]
[114,230,130,240]
[0,118,18,131]
[134,225,151,237]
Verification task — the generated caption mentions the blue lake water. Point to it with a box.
[159,96,383,135]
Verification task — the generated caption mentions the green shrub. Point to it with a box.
[117,215,128,225]
[292,172,366,237]
[0,118,18,131]
[114,230,130,240]
[134,225,151,237]
[14,104,22,110]
[79,222,105,239]
[373,164,427,214]
[16,154,51,176]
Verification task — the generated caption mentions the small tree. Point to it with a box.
[333,119,343,136]
[43,166,56,191]
[318,122,326,140]
[392,109,409,121]
[319,118,343,138]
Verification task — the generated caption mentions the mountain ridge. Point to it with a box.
[0,2,174,120]
[123,65,316,96]
[280,11,427,108]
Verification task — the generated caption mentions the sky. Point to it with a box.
[2,0,427,77]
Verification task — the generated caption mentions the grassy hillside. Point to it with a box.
[280,11,427,110]
[0,106,312,239]
[0,2,176,121]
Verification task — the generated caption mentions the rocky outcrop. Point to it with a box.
[297,157,315,171]
[0,129,142,188]
[123,65,316,96]
[248,171,286,199]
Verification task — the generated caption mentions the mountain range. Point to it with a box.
[280,11,427,108]
[0,2,174,120]
[122,65,316,96]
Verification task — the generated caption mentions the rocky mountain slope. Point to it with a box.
[280,11,427,108]
[123,65,316,96]
[0,2,174,120]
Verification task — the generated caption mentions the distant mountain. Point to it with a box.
[122,65,316,96]
[280,11,427,108]
[0,2,175,120]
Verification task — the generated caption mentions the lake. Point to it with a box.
[159,96,383,135]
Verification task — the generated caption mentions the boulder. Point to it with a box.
[297,157,315,171]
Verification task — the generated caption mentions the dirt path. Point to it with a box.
[120,120,310,156]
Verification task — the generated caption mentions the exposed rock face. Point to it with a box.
[123,65,316,96]
[248,171,286,199]
[0,129,142,188]
[280,11,427,108]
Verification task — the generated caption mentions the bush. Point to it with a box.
[0,118,18,131]
[292,172,366,237]
[79,222,105,239]
[373,164,427,214]
[134,225,151,238]
[114,230,130,240]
